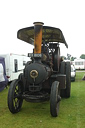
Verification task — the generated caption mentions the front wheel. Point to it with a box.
[8,79,23,113]
[50,81,61,117]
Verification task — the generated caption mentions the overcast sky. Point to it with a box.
[0,0,85,58]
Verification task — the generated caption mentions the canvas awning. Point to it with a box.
[17,26,68,48]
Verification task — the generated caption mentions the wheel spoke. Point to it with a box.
[13,98,19,109]
[14,84,21,98]
[15,86,18,93]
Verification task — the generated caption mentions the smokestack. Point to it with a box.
[33,22,44,54]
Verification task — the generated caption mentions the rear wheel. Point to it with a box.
[50,81,61,117]
[8,79,23,113]
[53,47,60,72]
[60,62,71,98]
[59,61,65,74]
[65,62,71,98]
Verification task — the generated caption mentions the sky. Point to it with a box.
[0,0,85,58]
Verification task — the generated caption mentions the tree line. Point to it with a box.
[62,54,85,61]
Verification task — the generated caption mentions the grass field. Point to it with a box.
[0,71,85,128]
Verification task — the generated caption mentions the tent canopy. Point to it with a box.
[0,57,8,92]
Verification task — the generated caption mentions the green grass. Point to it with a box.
[0,71,85,128]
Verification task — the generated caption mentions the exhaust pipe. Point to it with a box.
[33,22,44,54]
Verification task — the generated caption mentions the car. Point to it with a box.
[71,65,76,81]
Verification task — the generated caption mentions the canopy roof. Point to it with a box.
[17,26,68,48]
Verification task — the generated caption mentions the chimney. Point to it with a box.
[33,22,44,54]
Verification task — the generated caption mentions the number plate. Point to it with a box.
[28,53,42,58]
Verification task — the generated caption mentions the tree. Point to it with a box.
[80,54,85,59]
[67,53,71,60]
[71,56,76,61]
[61,56,67,60]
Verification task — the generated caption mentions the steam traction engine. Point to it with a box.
[8,22,71,117]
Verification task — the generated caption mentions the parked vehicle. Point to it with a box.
[74,59,85,70]
[8,22,71,117]
[71,65,76,81]
[0,54,30,81]
[0,57,8,92]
